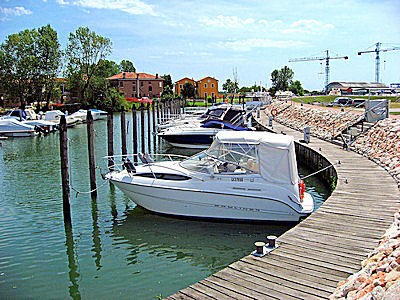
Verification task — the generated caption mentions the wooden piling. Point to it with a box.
[87,111,97,198]
[152,102,156,149]
[140,103,145,153]
[147,103,151,152]
[132,107,138,162]
[59,115,71,224]
[121,107,127,157]
[107,113,114,171]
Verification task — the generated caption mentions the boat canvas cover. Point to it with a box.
[215,131,299,185]
[0,119,35,132]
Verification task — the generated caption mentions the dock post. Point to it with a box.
[87,111,97,198]
[120,106,127,157]
[59,115,72,224]
[132,107,138,162]
[152,101,156,149]
[140,103,145,153]
[107,112,114,171]
[147,103,151,152]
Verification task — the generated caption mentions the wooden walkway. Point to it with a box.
[167,113,400,299]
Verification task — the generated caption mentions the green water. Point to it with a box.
[0,113,328,299]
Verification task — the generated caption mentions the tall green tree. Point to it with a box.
[222,78,237,94]
[65,26,112,106]
[270,66,294,93]
[119,59,136,72]
[0,29,38,108]
[289,80,304,96]
[181,82,195,99]
[161,74,173,96]
[0,25,62,109]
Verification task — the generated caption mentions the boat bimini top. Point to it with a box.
[180,131,299,185]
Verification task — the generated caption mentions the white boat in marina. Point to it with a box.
[0,119,37,137]
[88,109,107,120]
[105,131,314,222]
[43,110,79,127]
[157,104,254,149]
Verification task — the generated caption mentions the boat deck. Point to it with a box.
[167,114,400,299]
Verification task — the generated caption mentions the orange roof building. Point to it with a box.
[174,76,218,99]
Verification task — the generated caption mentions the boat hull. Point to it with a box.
[110,178,311,222]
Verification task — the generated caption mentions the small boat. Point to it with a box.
[0,119,37,137]
[157,104,253,148]
[105,131,314,222]
[88,109,107,120]
[43,110,79,127]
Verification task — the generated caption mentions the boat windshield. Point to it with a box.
[180,140,259,174]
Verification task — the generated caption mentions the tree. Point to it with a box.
[0,29,39,108]
[222,79,237,94]
[181,82,195,99]
[36,24,63,110]
[161,74,173,96]
[0,25,62,109]
[65,26,112,106]
[119,59,136,72]
[289,80,304,96]
[270,66,294,93]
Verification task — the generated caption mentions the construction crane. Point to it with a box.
[358,42,400,83]
[289,50,348,91]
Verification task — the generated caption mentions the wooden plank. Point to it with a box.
[189,282,231,300]
[217,266,308,299]
[201,278,258,299]
[230,260,333,298]
[179,286,216,299]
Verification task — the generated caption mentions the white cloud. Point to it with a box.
[282,19,334,35]
[201,15,255,28]
[0,6,32,21]
[220,38,306,51]
[56,0,69,4]
[70,0,157,16]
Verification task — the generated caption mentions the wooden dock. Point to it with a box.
[167,114,400,299]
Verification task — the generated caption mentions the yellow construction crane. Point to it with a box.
[358,42,400,83]
[289,50,348,91]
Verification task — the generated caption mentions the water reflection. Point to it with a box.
[91,197,102,270]
[63,222,81,299]
[111,206,292,273]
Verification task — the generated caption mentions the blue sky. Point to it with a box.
[1,0,399,91]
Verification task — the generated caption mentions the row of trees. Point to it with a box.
[0,25,140,111]
[270,66,304,96]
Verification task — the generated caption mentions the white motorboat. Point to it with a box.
[69,109,88,122]
[0,119,37,137]
[43,110,79,127]
[105,131,314,222]
[157,104,253,148]
[88,109,107,120]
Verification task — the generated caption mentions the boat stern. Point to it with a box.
[301,192,314,214]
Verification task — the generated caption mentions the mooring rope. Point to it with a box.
[66,137,110,197]
[300,160,340,180]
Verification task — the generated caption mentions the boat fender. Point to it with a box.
[299,180,305,202]
[271,108,278,117]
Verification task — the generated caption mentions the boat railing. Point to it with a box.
[103,153,188,173]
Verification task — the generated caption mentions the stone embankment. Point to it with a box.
[264,101,400,299]
[265,102,400,187]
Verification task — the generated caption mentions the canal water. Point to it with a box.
[0,112,329,299]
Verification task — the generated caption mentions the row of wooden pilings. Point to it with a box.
[59,100,182,224]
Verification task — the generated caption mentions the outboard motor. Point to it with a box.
[122,157,136,174]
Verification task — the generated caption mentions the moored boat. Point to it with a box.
[104,131,314,222]
[0,119,37,137]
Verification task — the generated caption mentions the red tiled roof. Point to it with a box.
[175,77,195,83]
[106,72,164,80]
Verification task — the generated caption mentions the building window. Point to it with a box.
[133,86,136,92]
[212,92,215,98]
[180,84,182,89]
[211,83,214,88]
[208,79,210,82]
[204,83,207,88]
[140,81,143,87]
[204,92,207,98]
[149,81,151,85]
[120,81,123,88]
[149,86,152,92]
[159,82,162,88]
